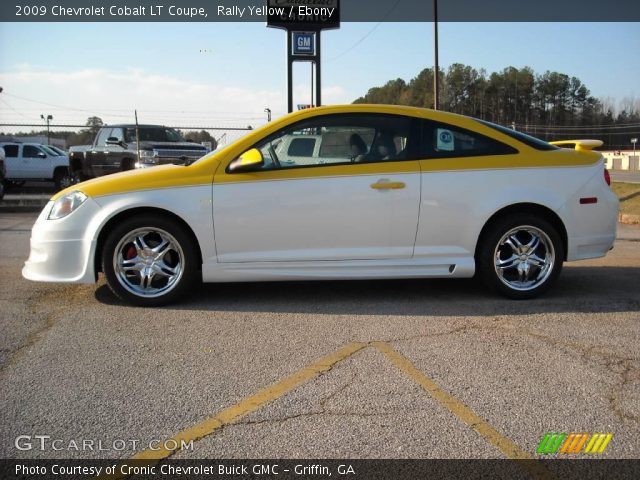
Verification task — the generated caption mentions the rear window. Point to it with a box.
[477,119,559,151]
[2,145,19,157]
[420,120,517,158]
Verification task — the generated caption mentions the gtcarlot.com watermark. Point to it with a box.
[14,434,193,452]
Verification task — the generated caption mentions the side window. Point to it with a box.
[420,120,517,158]
[23,145,44,158]
[95,128,112,147]
[3,145,19,157]
[110,128,124,143]
[246,114,415,171]
[124,128,137,143]
[287,138,316,157]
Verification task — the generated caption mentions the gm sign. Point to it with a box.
[292,32,315,56]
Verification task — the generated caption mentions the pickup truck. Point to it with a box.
[69,124,209,180]
[0,142,73,190]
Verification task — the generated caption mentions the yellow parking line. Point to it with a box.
[134,341,367,461]
[99,342,367,480]
[102,340,555,480]
[372,342,556,480]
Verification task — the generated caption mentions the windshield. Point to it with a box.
[47,146,66,155]
[124,127,185,143]
[41,145,62,156]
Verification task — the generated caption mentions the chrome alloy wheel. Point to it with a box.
[113,228,185,298]
[493,225,555,292]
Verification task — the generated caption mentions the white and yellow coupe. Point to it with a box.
[23,105,618,306]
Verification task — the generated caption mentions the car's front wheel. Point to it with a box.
[54,168,74,190]
[102,215,199,306]
[477,214,564,299]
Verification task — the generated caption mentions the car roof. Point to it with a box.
[0,142,47,146]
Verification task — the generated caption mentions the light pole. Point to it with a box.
[264,108,272,122]
[40,114,53,145]
[433,0,439,110]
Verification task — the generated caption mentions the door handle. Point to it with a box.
[370,179,406,190]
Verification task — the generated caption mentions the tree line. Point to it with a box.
[354,64,640,150]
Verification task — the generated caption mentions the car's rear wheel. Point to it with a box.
[102,215,199,306]
[477,214,564,299]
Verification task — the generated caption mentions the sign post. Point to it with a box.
[266,0,340,113]
[632,137,638,156]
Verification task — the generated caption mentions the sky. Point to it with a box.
[0,21,638,132]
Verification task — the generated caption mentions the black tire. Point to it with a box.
[477,214,564,299]
[101,214,200,306]
[0,180,5,200]
[53,167,73,190]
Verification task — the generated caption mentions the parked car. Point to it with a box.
[0,146,5,200]
[23,105,618,306]
[47,145,68,156]
[0,142,73,190]
[69,124,208,180]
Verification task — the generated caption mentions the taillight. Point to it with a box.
[604,168,611,186]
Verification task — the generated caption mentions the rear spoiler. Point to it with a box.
[549,139,603,151]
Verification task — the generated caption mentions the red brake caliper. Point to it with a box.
[125,245,137,259]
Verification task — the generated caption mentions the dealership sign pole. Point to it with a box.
[266,0,340,113]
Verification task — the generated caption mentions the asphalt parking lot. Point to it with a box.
[0,212,638,464]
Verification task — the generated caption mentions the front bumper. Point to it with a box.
[22,199,102,284]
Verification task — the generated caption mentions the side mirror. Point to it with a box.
[106,137,121,146]
[37,152,47,158]
[228,148,264,173]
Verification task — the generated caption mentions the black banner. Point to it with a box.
[1,459,640,480]
[1,0,639,22]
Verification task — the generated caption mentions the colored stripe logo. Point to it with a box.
[537,432,613,455]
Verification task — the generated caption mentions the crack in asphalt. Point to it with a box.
[387,320,639,424]
[0,285,86,375]
[233,373,412,428]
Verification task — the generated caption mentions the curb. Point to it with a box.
[619,213,640,225]
[0,198,48,213]
[0,204,45,213]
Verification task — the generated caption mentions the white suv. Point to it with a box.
[0,143,72,190]
[0,146,5,200]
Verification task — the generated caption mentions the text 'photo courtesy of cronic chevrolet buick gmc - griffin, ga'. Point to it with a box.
[22,105,619,306]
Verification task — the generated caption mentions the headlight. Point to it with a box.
[48,191,88,220]
[139,150,159,164]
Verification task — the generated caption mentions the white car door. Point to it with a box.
[2,145,24,179]
[22,145,51,178]
[212,113,421,263]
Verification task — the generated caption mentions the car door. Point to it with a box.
[21,145,51,179]
[89,128,111,176]
[212,113,422,263]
